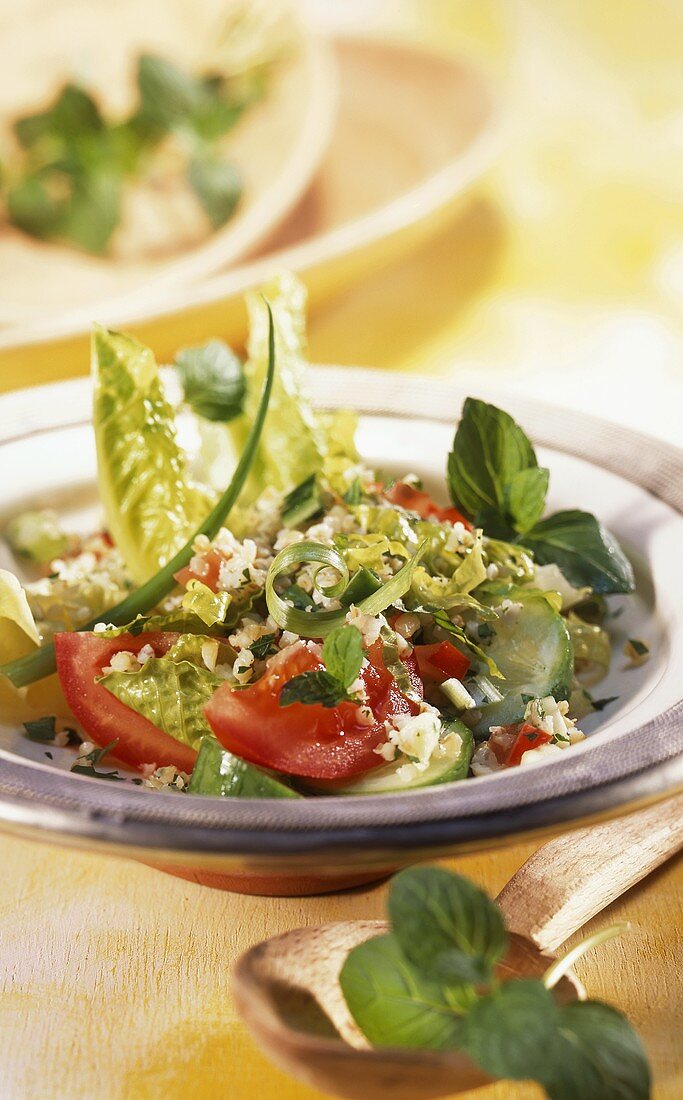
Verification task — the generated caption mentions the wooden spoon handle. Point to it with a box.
[496,793,683,952]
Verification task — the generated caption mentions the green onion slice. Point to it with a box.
[1,302,277,688]
[266,539,429,639]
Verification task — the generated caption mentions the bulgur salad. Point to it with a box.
[0,274,638,798]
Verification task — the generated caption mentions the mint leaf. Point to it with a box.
[279,669,349,708]
[6,172,66,239]
[187,153,241,228]
[506,466,549,534]
[14,83,103,148]
[176,339,245,422]
[522,510,635,595]
[137,54,207,131]
[322,625,364,689]
[461,979,559,1079]
[58,168,121,253]
[388,867,507,985]
[448,398,538,519]
[540,1001,651,1100]
[339,934,470,1049]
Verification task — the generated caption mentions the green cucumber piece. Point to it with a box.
[310,719,474,796]
[472,589,573,736]
[340,567,382,607]
[188,735,301,799]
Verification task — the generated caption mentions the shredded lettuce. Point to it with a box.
[181,579,231,627]
[92,326,214,585]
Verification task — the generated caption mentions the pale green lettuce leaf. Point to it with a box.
[92,326,214,585]
[99,633,224,750]
[181,579,232,626]
[0,569,41,659]
[0,569,71,720]
[231,273,352,512]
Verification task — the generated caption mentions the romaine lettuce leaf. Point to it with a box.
[230,273,359,511]
[99,633,225,750]
[92,326,214,585]
[229,273,325,506]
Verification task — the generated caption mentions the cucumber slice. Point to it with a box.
[188,735,301,799]
[309,719,474,796]
[471,589,573,736]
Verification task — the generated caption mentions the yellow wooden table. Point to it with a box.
[0,835,680,1099]
[1,2,682,1097]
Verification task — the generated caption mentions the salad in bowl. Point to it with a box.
[0,274,637,800]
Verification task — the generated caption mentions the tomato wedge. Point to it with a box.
[175,548,224,592]
[54,631,197,773]
[488,722,553,767]
[206,640,422,780]
[384,481,472,529]
[414,641,470,683]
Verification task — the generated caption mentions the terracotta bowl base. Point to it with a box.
[144,862,395,896]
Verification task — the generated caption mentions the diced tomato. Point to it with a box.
[488,722,553,768]
[414,640,470,683]
[205,640,422,780]
[54,631,197,773]
[174,548,225,592]
[384,482,472,530]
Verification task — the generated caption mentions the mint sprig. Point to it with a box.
[279,624,364,709]
[447,398,634,594]
[340,867,650,1100]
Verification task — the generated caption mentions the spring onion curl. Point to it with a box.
[1,302,277,689]
[266,539,429,639]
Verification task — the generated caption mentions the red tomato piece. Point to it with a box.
[488,722,553,768]
[414,641,470,683]
[54,631,197,773]
[384,482,472,530]
[174,547,225,592]
[205,640,422,780]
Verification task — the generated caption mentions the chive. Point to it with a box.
[1,302,277,688]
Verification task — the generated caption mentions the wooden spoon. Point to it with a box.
[232,793,683,1100]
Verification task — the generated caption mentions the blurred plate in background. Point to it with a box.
[0,36,499,386]
[0,0,337,328]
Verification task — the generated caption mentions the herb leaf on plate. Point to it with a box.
[339,933,471,1049]
[321,624,364,690]
[279,625,364,709]
[388,867,508,985]
[522,510,635,595]
[447,398,539,520]
[175,339,245,422]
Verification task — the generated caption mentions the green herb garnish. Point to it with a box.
[249,633,277,660]
[23,716,80,744]
[1,53,264,253]
[175,339,245,422]
[279,624,364,709]
[340,866,650,1099]
[71,740,125,781]
[448,398,634,595]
